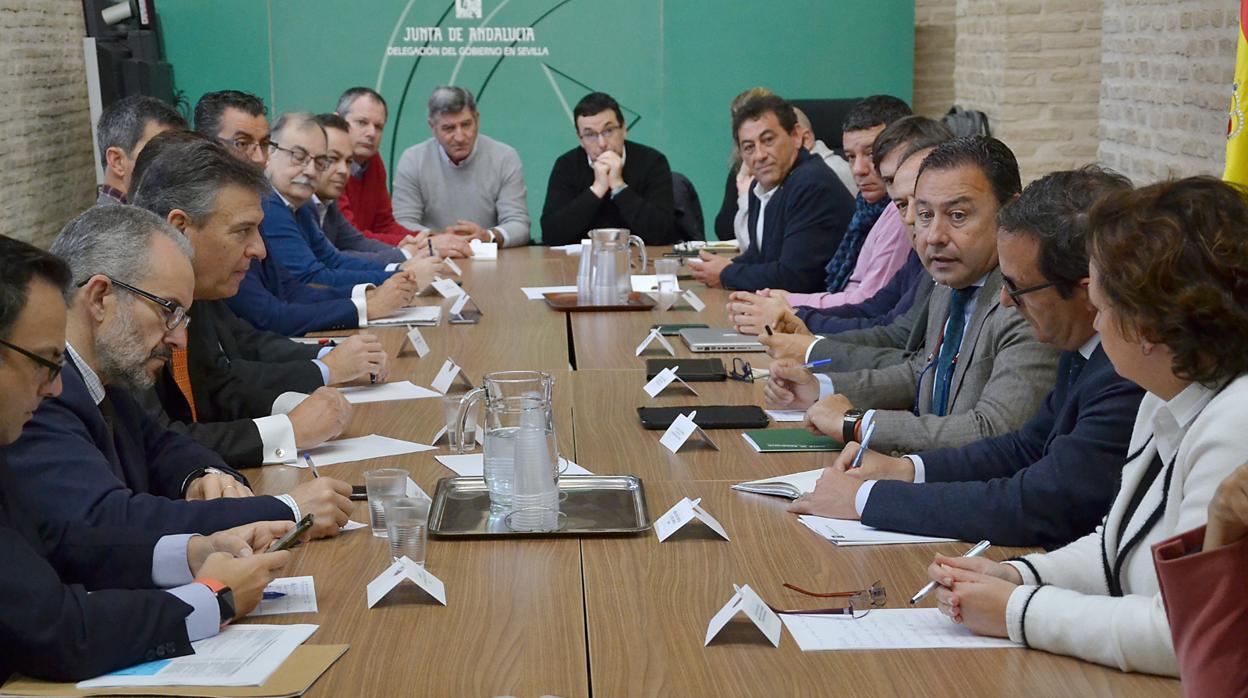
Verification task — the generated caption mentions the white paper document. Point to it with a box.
[339,380,441,404]
[251,576,318,617]
[289,336,346,346]
[298,434,434,467]
[76,624,318,688]
[435,452,591,477]
[522,285,577,300]
[468,239,498,259]
[781,609,1022,651]
[732,469,824,499]
[367,556,447,607]
[765,409,807,422]
[370,305,442,326]
[798,515,957,546]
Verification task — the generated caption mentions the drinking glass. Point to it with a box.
[364,468,407,538]
[384,497,430,566]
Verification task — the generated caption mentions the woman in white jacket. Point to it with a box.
[925,175,1248,676]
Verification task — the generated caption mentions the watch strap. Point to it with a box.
[842,410,864,445]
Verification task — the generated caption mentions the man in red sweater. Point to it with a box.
[334,87,470,257]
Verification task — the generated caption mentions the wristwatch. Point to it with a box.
[842,409,865,444]
[194,578,236,628]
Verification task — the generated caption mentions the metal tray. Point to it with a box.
[428,475,651,537]
[543,292,656,311]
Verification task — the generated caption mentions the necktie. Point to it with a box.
[931,286,976,416]
[170,347,198,423]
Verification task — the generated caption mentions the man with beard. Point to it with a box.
[4,205,353,538]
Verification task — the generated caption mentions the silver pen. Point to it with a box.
[303,454,321,479]
[909,539,991,605]
[847,421,877,469]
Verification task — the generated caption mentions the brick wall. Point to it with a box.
[0,0,96,247]
[915,0,956,117]
[1098,1,1238,183]
[953,0,1103,184]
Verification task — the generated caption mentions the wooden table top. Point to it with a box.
[241,246,1180,697]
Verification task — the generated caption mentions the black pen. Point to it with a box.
[764,325,774,336]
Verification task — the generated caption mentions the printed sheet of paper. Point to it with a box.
[252,576,318,617]
[369,305,442,326]
[296,434,434,467]
[781,609,1022,651]
[435,453,591,477]
[339,380,440,404]
[76,624,318,688]
[797,515,957,546]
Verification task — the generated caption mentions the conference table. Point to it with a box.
[247,247,1181,697]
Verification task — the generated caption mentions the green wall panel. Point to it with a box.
[156,0,913,241]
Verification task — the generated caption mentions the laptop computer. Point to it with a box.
[678,328,766,353]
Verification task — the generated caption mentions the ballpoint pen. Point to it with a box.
[428,239,434,257]
[847,421,876,469]
[749,357,832,382]
[303,454,321,479]
[262,591,286,600]
[909,539,992,605]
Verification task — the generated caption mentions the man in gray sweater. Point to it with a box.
[391,86,530,247]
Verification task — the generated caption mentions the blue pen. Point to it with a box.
[303,454,320,479]
[262,591,286,600]
[803,358,833,370]
[427,239,434,257]
[848,421,877,469]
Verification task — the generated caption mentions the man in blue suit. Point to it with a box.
[0,234,294,682]
[789,167,1146,549]
[5,206,353,540]
[689,95,854,293]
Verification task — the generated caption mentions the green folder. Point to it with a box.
[741,429,842,453]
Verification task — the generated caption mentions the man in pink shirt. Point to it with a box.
[728,110,939,335]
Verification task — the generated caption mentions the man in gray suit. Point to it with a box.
[765,137,1061,453]
[311,113,421,265]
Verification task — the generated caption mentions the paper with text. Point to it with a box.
[296,434,434,467]
[642,366,697,398]
[370,305,442,326]
[431,277,464,298]
[435,452,591,477]
[430,359,462,394]
[252,576,318,617]
[797,515,958,546]
[406,326,431,357]
[704,584,781,647]
[654,497,730,541]
[781,608,1022,651]
[339,380,440,404]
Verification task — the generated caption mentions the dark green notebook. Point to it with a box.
[741,429,842,453]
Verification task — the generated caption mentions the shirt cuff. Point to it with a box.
[1005,585,1043,645]
[254,415,297,464]
[151,534,196,587]
[399,247,412,260]
[312,359,330,385]
[275,493,300,520]
[1004,559,1041,586]
[907,455,926,483]
[271,391,308,415]
[384,262,400,271]
[351,283,373,327]
[803,337,822,363]
[166,584,221,642]
[860,410,875,440]
[853,480,876,516]
[815,372,835,400]
[492,226,509,246]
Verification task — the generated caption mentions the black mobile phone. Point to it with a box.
[651,323,709,336]
[636,405,770,430]
[350,485,368,501]
[268,514,314,552]
[645,358,727,381]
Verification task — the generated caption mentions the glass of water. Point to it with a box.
[364,468,407,538]
[384,497,430,566]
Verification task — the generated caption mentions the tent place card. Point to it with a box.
[447,293,483,324]
[430,359,474,394]
[366,556,446,608]
[635,327,677,357]
[406,325,431,358]
[680,289,706,312]
[642,365,699,398]
[431,277,464,298]
[442,257,463,276]
[705,584,782,647]
[659,410,719,453]
[654,496,729,541]
[468,239,498,259]
[654,288,708,313]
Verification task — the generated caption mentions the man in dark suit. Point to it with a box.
[0,234,292,682]
[540,92,679,246]
[689,95,854,293]
[7,206,353,539]
[767,138,1062,453]
[788,167,1144,550]
[128,133,382,468]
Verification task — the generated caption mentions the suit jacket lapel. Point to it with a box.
[948,268,1004,406]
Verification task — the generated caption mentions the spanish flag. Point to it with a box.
[1224,1,1248,185]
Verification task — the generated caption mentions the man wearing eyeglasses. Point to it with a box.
[194,90,272,168]
[540,92,678,246]
[261,112,435,289]
[390,86,530,249]
[0,233,297,683]
[5,206,353,542]
[94,95,187,206]
[782,167,1146,550]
